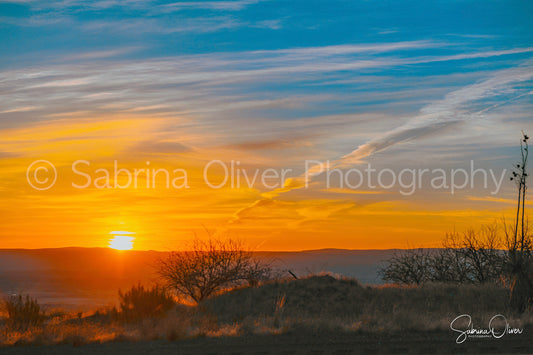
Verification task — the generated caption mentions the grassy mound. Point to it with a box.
[202,274,525,333]
[203,275,366,322]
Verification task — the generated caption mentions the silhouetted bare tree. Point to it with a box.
[380,248,432,285]
[157,237,271,303]
[381,225,505,285]
[444,226,506,283]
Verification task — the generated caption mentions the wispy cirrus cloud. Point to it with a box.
[1,42,530,127]
[159,0,266,12]
[1,41,531,170]
[62,47,142,61]
[4,0,265,11]
[81,16,244,34]
[1,0,272,33]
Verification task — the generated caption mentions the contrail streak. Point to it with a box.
[229,64,533,224]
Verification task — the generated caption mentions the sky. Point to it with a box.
[0,0,532,251]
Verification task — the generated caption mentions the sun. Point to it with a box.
[108,232,135,250]
[109,235,134,250]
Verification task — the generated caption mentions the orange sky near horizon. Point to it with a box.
[0,114,524,251]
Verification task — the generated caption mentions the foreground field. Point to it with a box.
[1,275,532,354]
[2,330,533,354]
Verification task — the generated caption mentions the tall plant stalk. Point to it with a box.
[520,135,528,250]
[509,131,530,312]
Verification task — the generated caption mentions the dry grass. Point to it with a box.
[202,274,533,334]
[0,310,124,346]
[1,274,532,348]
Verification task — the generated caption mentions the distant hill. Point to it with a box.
[0,248,398,310]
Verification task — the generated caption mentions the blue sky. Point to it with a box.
[1,0,532,60]
[0,0,532,249]
[1,0,531,125]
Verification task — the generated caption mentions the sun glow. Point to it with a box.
[109,233,135,250]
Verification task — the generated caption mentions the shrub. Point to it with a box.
[118,284,175,322]
[2,294,44,330]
